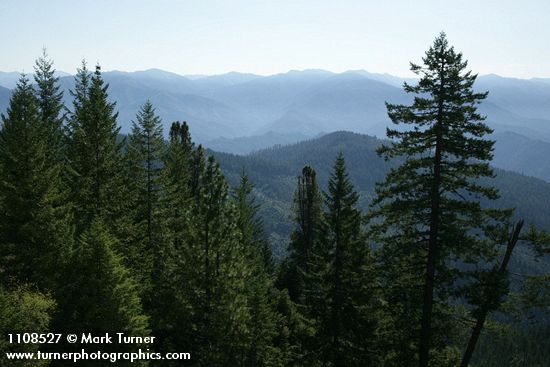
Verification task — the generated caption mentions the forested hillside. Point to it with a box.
[214,131,550,258]
[1,35,549,367]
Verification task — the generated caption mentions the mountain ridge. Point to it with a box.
[1,68,549,149]
[213,131,550,272]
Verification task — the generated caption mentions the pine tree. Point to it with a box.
[369,33,510,366]
[278,165,324,303]
[306,154,380,366]
[0,75,72,291]
[67,62,123,233]
[56,219,149,366]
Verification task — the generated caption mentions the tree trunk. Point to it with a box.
[419,72,445,367]
[459,220,524,367]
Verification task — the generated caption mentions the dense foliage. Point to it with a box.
[0,36,549,366]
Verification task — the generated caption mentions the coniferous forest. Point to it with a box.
[1,34,550,366]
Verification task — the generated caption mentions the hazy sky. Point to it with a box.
[1,0,549,78]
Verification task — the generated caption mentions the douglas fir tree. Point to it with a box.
[123,101,165,288]
[370,33,510,367]
[307,154,380,366]
[279,165,324,304]
[66,62,124,233]
[0,74,71,292]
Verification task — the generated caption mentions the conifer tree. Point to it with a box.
[147,121,195,361]
[233,170,274,272]
[233,171,281,365]
[34,49,66,160]
[307,154,379,366]
[279,165,324,303]
[127,101,164,246]
[165,121,194,186]
[161,121,194,240]
[67,62,123,233]
[56,219,149,366]
[175,156,250,365]
[370,33,510,366]
[0,75,72,291]
[123,101,165,284]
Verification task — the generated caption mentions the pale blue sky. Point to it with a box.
[1,0,549,78]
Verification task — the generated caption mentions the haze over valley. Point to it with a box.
[2,68,550,182]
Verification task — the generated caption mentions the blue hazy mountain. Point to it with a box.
[205,131,316,155]
[476,74,550,120]
[492,131,550,182]
[0,71,71,89]
[0,86,10,113]
[1,68,549,151]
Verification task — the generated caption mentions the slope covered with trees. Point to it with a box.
[1,36,549,366]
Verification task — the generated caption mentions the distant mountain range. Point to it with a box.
[1,68,549,182]
[0,86,10,113]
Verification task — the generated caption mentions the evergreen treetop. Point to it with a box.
[370,32,511,367]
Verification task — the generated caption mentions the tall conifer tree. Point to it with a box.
[146,121,195,363]
[233,170,274,272]
[34,49,66,160]
[370,33,509,366]
[233,171,281,365]
[0,75,72,291]
[176,156,250,365]
[56,219,149,366]
[279,166,324,303]
[67,63,123,232]
[123,101,165,284]
[307,154,379,366]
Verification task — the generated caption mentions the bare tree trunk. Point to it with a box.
[460,219,524,367]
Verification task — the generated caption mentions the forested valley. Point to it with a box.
[1,34,549,366]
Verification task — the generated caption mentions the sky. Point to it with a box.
[1,0,549,78]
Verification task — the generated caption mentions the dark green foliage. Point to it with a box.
[147,121,195,363]
[172,156,249,365]
[122,101,165,287]
[160,121,194,250]
[33,49,66,161]
[127,100,164,245]
[0,51,549,367]
[305,154,380,366]
[66,62,123,232]
[56,219,149,365]
[0,75,72,291]
[234,170,274,273]
[233,171,281,365]
[370,33,511,366]
[278,165,324,303]
[213,131,550,263]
